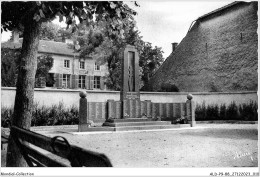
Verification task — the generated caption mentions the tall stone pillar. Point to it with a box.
[186,94,196,127]
[78,91,88,132]
[120,45,141,118]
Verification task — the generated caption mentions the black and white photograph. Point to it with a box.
[1,0,258,176]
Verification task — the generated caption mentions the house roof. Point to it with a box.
[188,2,247,34]
[38,40,79,56]
[148,1,257,92]
[197,1,243,21]
[1,39,79,57]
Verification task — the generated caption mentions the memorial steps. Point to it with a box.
[79,118,191,132]
[103,121,172,127]
[103,124,191,132]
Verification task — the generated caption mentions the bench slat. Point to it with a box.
[70,146,113,167]
[21,142,69,167]
[11,126,69,159]
[28,156,45,167]
[11,126,112,167]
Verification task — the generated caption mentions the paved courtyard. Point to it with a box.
[1,124,258,167]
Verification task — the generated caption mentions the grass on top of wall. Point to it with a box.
[1,102,79,128]
[195,101,258,121]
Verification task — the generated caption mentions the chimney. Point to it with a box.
[171,42,178,52]
[12,30,20,43]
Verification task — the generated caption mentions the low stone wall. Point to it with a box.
[1,87,257,108]
[1,87,119,108]
[140,91,257,106]
[1,87,81,108]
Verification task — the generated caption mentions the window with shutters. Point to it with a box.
[79,61,85,69]
[78,75,86,89]
[94,62,100,71]
[62,74,70,88]
[64,60,70,68]
[94,76,101,89]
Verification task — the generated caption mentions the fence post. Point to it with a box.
[186,93,196,127]
[79,91,88,132]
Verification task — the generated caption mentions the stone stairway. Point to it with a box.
[77,118,191,132]
[101,118,191,132]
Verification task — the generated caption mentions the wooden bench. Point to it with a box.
[10,126,112,167]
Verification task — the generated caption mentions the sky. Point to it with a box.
[1,0,233,58]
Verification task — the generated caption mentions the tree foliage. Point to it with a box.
[39,22,60,40]
[1,48,20,87]
[9,22,61,41]
[139,43,164,90]
[35,55,54,78]
[71,21,164,91]
[2,2,137,33]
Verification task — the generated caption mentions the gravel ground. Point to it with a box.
[1,124,258,167]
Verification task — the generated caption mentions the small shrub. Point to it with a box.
[206,104,220,120]
[195,101,258,121]
[2,102,79,127]
[239,101,258,121]
[160,83,179,92]
[195,102,207,121]
[31,103,50,126]
[68,105,79,125]
[226,101,239,120]
[209,82,219,92]
[219,104,227,120]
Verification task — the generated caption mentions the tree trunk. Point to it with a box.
[6,14,41,167]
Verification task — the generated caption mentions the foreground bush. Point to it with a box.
[195,101,258,121]
[1,102,79,127]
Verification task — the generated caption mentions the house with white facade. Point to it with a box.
[1,32,108,90]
